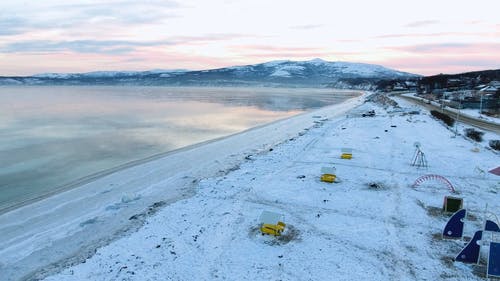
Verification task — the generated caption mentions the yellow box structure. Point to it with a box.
[341,148,353,159]
[321,174,336,183]
[341,153,352,159]
[261,221,286,236]
[320,167,336,183]
[259,211,286,236]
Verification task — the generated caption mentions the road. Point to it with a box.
[398,95,500,134]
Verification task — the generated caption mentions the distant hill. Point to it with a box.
[366,68,500,92]
[419,69,500,88]
[424,69,500,81]
[0,59,418,89]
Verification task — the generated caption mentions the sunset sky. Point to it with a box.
[1,0,499,76]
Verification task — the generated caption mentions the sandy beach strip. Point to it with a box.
[0,92,365,281]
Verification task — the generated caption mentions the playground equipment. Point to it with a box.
[412,174,456,193]
[259,211,286,236]
[442,208,498,240]
[452,208,500,274]
[455,230,483,263]
[443,196,463,213]
[488,242,500,278]
[454,225,500,271]
[443,209,466,239]
[320,167,336,183]
[486,220,500,232]
[489,166,500,176]
[411,142,428,168]
[483,205,500,233]
[340,148,352,159]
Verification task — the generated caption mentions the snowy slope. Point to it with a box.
[215,58,416,80]
[18,95,497,281]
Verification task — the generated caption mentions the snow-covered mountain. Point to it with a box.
[0,59,418,88]
[225,58,414,79]
[32,69,188,79]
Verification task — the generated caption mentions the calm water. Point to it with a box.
[0,86,357,211]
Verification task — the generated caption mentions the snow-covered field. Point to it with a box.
[2,94,499,281]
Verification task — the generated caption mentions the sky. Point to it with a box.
[0,0,499,76]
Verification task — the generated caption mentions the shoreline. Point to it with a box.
[0,92,366,281]
[0,89,362,215]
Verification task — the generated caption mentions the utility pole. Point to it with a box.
[479,91,483,117]
[455,100,461,136]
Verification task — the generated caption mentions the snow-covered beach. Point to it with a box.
[2,93,499,281]
[0,92,363,280]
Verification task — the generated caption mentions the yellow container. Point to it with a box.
[341,153,352,159]
[321,174,336,183]
[261,221,286,236]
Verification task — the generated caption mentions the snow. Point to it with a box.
[293,59,416,78]
[82,71,142,77]
[32,69,188,79]
[269,65,305,77]
[278,65,306,72]
[456,109,500,125]
[269,70,291,77]
[32,73,73,79]
[148,69,188,74]
[226,66,252,71]
[1,93,499,281]
[0,78,23,85]
[324,62,406,77]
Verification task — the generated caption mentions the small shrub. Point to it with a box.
[464,128,484,142]
[489,140,500,150]
[430,110,455,127]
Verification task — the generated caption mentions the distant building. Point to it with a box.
[478,84,499,115]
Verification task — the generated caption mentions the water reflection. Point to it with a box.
[0,86,357,210]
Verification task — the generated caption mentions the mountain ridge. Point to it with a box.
[0,58,419,88]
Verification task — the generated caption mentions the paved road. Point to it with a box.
[398,95,500,134]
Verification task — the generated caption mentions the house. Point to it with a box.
[477,84,499,115]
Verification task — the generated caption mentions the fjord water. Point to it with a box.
[0,86,357,211]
